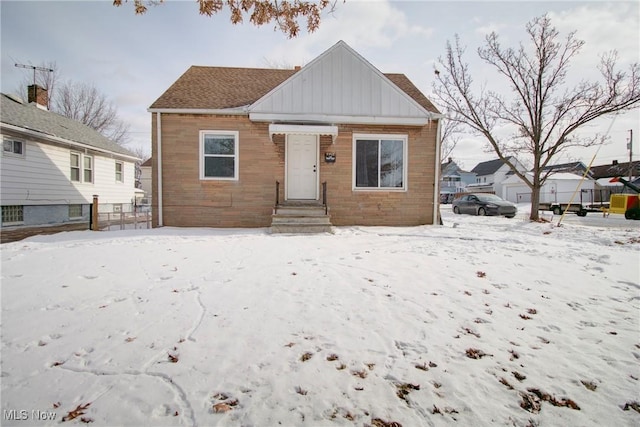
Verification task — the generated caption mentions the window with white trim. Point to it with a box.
[2,205,23,225]
[3,137,24,156]
[70,152,81,181]
[83,155,93,183]
[353,134,407,190]
[115,161,123,182]
[199,131,239,180]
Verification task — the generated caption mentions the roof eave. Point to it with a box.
[148,107,249,115]
[0,122,140,161]
[249,112,440,126]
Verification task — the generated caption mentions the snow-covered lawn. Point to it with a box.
[1,211,639,426]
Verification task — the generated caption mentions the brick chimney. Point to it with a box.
[27,84,48,108]
[612,160,618,165]
[294,65,301,71]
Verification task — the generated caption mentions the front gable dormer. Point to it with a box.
[249,41,432,126]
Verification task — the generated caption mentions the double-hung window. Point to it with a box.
[71,152,94,183]
[199,131,239,180]
[83,156,93,183]
[115,161,123,182]
[3,137,24,156]
[353,134,407,190]
[70,153,81,181]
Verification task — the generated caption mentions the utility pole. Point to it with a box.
[628,129,633,181]
[15,63,54,107]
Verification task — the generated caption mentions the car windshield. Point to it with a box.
[476,194,502,202]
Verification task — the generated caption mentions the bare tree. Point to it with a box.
[439,114,462,163]
[113,0,340,38]
[54,81,130,145]
[14,62,131,146]
[433,15,640,221]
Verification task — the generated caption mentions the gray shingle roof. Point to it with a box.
[150,66,440,114]
[0,94,136,158]
[590,160,640,179]
[471,158,512,176]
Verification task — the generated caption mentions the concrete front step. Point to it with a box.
[271,215,331,224]
[270,223,333,234]
[275,206,327,216]
[271,204,332,233]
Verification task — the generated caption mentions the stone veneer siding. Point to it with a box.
[152,114,438,228]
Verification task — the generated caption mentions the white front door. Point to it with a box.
[286,134,318,200]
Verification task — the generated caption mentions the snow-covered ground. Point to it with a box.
[1,208,639,426]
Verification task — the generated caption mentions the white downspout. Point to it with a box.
[156,112,163,227]
[433,117,442,225]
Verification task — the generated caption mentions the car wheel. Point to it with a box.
[553,207,561,215]
[505,215,515,219]
[453,206,460,214]
[478,207,486,216]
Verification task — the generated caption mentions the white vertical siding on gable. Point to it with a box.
[250,42,428,120]
[0,136,137,206]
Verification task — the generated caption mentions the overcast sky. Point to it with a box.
[1,0,638,169]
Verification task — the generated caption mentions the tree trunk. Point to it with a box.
[530,186,541,221]
[529,168,542,221]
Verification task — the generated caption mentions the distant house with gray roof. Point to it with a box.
[1,87,139,233]
[469,156,527,196]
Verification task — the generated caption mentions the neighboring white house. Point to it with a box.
[468,156,527,196]
[139,157,152,204]
[501,172,598,204]
[1,88,139,229]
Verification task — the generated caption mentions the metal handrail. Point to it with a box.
[275,181,280,214]
[322,181,328,215]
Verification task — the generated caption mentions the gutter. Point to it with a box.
[156,112,163,227]
[433,118,442,225]
[147,108,248,115]
[0,123,140,162]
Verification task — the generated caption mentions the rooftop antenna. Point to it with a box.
[15,63,54,106]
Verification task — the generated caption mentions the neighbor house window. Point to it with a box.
[199,131,239,180]
[115,161,123,182]
[353,134,407,190]
[70,153,81,181]
[3,138,24,156]
[69,204,83,218]
[2,205,23,224]
[83,156,93,183]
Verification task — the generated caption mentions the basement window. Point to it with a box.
[2,205,24,225]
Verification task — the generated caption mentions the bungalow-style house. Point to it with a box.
[440,157,476,203]
[0,87,139,235]
[468,156,527,196]
[149,41,442,231]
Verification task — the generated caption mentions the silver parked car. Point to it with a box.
[452,193,517,218]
